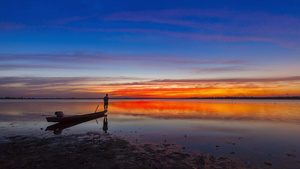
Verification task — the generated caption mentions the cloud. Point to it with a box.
[0,22,27,30]
[3,8,299,50]
[72,27,272,43]
[0,64,98,70]
[96,76,300,88]
[0,76,149,98]
[151,76,300,83]
[1,75,300,98]
[0,76,147,86]
[52,16,93,25]
[0,51,246,72]
[101,9,300,50]
[104,9,300,36]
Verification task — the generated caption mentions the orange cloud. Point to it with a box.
[1,76,300,98]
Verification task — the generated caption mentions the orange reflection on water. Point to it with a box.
[109,100,300,123]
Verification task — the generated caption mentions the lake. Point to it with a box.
[1,99,300,168]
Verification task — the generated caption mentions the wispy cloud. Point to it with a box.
[151,76,300,83]
[104,9,300,36]
[1,75,299,98]
[0,51,246,72]
[3,8,300,50]
[0,22,27,30]
[52,16,93,25]
[101,9,300,50]
[0,76,146,86]
[71,27,272,43]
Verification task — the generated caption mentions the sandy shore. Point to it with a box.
[0,132,262,169]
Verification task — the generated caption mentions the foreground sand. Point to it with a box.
[0,132,262,169]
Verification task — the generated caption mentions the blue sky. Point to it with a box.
[1,0,300,98]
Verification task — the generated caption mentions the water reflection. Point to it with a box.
[1,99,299,168]
[1,99,299,123]
[109,100,300,123]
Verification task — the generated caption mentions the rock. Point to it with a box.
[264,161,272,166]
[286,153,296,157]
[217,156,228,160]
[226,140,236,145]
[198,156,205,165]
[0,133,262,169]
[209,155,215,162]
[102,151,116,159]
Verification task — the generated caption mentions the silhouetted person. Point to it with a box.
[103,94,109,110]
[103,116,108,133]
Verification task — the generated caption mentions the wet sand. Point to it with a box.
[0,132,265,169]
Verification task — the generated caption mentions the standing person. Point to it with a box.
[103,94,109,110]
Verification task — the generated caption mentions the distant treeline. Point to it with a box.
[187,96,300,100]
[0,97,99,99]
[1,96,300,100]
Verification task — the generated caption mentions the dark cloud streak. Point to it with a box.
[152,76,300,83]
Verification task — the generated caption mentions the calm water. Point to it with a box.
[1,99,300,168]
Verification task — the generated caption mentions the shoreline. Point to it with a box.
[0,132,260,169]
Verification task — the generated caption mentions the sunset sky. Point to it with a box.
[1,0,300,98]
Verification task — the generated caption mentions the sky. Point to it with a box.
[1,0,300,98]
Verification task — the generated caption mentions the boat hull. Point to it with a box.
[46,110,107,123]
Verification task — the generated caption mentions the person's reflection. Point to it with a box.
[102,116,108,133]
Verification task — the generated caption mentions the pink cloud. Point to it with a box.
[0,22,26,30]
[52,15,94,25]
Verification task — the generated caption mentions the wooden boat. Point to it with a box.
[46,115,107,134]
[46,110,107,123]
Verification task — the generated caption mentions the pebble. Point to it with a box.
[102,151,116,159]
[209,155,215,162]
[217,156,228,160]
[286,153,296,157]
[264,161,272,166]
[226,140,236,145]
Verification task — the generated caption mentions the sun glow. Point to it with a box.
[97,82,300,98]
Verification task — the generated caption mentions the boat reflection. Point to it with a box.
[46,114,108,135]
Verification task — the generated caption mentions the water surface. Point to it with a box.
[1,99,300,168]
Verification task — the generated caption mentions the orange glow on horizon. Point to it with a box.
[3,76,300,98]
[94,86,300,98]
[88,79,300,98]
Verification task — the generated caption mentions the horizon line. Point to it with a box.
[1,96,300,100]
